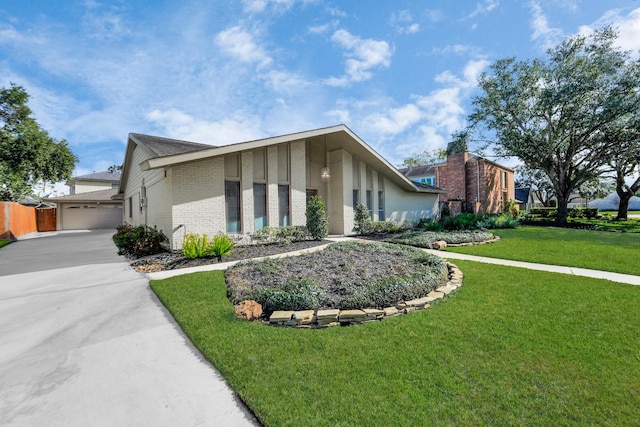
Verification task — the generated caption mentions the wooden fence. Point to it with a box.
[0,202,57,240]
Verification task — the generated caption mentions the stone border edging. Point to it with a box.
[263,261,463,328]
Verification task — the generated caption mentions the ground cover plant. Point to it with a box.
[151,263,640,426]
[0,240,10,249]
[226,241,448,312]
[382,230,495,249]
[445,226,640,275]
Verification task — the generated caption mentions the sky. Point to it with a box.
[2,0,640,195]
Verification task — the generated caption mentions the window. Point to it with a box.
[128,197,132,218]
[501,171,507,189]
[378,191,385,220]
[225,181,241,233]
[352,189,359,209]
[254,183,267,231]
[366,190,373,219]
[278,185,290,226]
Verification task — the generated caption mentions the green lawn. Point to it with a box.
[445,227,640,276]
[0,240,11,249]
[151,264,640,426]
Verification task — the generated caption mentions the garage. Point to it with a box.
[47,189,123,230]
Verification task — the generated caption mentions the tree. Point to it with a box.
[0,84,77,201]
[108,164,123,173]
[577,178,613,208]
[514,165,555,207]
[470,28,640,226]
[602,119,640,219]
[398,148,446,168]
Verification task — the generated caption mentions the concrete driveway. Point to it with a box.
[0,230,258,426]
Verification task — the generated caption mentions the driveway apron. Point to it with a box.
[0,230,258,426]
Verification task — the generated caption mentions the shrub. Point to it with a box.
[251,279,326,312]
[369,221,404,234]
[386,230,494,248]
[442,213,478,230]
[182,233,213,259]
[477,214,519,229]
[211,233,235,261]
[112,224,168,258]
[306,195,328,240]
[503,199,519,218]
[253,226,310,245]
[416,217,444,231]
[353,201,372,234]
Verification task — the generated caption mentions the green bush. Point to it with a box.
[353,201,372,234]
[211,233,236,261]
[181,233,235,260]
[442,213,478,230]
[530,207,558,218]
[112,224,168,258]
[386,230,494,248]
[503,199,519,218]
[253,226,309,245]
[368,221,404,234]
[477,214,519,229]
[251,279,326,312]
[306,195,328,240]
[416,217,444,231]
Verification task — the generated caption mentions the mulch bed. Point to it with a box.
[130,239,328,273]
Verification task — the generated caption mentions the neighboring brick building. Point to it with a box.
[399,151,515,215]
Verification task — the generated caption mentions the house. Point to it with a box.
[399,150,514,215]
[515,187,533,211]
[117,125,445,249]
[46,171,123,230]
[67,171,121,194]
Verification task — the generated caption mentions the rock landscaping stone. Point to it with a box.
[234,300,263,321]
[427,290,445,299]
[293,310,315,325]
[432,240,448,249]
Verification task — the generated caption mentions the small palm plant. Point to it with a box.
[211,233,236,261]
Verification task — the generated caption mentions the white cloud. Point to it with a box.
[528,1,564,50]
[146,109,263,146]
[466,0,500,19]
[325,29,393,86]
[214,26,272,67]
[242,0,296,14]
[308,21,338,35]
[578,7,640,54]
[390,10,420,34]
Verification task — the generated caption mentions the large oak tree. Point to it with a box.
[0,84,77,201]
[470,28,640,226]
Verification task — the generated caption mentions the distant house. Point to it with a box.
[515,187,534,211]
[67,171,121,194]
[117,125,445,249]
[46,171,123,230]
[399,150,514,215]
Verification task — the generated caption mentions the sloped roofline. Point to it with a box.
[121,125,445,194]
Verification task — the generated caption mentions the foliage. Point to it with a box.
[0,84,77,200]
[151,262,640,426]
[108,164,123,173]
[577,178,613,206]
[477,213,519,229]
[182,234,212,259]
[397,148,446,168]
[112,224,168,258]
[306,195,328,240]
[368,221,404,234]
[514,165,555,207]
[528,207,599,220]
[503,199,519,217]
[442,212,478,230]
[470,28,640,226]
[226,241,448,310]
[352,201,372,234]
[604,124,640,219]
[445,130,469,155]
[210,233,236,261]
[385,230,495,248]
[0,240,11,249]
[416,217,444,231]
[252,226,309,245]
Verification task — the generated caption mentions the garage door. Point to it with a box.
[61,204,123,230]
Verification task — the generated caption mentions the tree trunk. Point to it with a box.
[555,197,569,226]
[616,193,631,220]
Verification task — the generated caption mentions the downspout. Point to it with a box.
[476,159,480,213]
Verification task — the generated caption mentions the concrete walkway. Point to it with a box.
[148,237,640,286]
[0,230,258,427]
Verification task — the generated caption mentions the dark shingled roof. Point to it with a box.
[398,164,438,178]
[515,187,530,203]
[46,188,120,202]
[130,133,215,158]
[71,171,121,182]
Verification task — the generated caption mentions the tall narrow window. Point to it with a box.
[352,189,359,209]
[378,191,385,220]
[254,183,267,231]
[128,197,133,218]
[366,190,373,219]
[225,181,241,233]
[278,185,290,226]
[501,171,507,189]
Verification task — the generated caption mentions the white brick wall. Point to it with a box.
[171,157,225,248]
[267,146,279,227]
[290,140,306,226]
[241,151,254,235]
